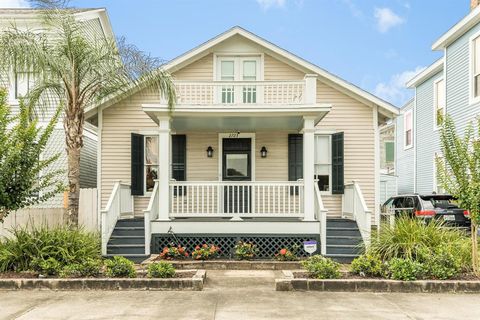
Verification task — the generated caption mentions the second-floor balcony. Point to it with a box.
[173,75,317,107]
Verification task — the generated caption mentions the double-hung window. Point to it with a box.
[472,35,480,102]
[385,141,394,163]
[404,110,413,149]
[434,78,445,128]
[144,136,159,193]
[314,135,332,192]
[217,56,260,104]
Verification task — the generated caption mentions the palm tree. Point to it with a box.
[0,10,176,226]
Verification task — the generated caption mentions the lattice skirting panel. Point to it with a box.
[151,234,320,259]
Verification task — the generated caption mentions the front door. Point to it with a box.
[222,138,252,213]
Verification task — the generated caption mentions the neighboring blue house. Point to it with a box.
[397,1,480,195]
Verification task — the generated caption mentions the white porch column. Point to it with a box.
[303,116,316,221]
[304,74,318,105]
[158,116,171,221]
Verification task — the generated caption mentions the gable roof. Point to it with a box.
[432,6,480,50]
[87,26,399,119]
[406,58,444,88]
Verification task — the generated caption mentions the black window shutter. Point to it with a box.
[288,134,303,195]
[131,133,144,196]
[332,132,344,194]
[172,135,186,196]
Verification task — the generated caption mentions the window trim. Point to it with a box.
[433,77,445,131]
[314,134,332,195]
[469,31,480,105]
[144,135,159,196]
[403,109,413,150]
[384,141,395,163]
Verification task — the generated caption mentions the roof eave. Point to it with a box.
[406,59,444,88]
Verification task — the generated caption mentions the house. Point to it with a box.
[0,8,112,225]
[397,0,480,195]
[85,27,398,261]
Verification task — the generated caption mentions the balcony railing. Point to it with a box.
[169,181,305,218]
[174,76,317,106]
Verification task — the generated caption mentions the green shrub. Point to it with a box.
[387,258,424,281]
[301,255,341,279]
[0,225,101,272]
[30,257,62,276]
[60,258,103,278]
[350,253,384,277]
[234,241,258,260]
[147,262,175,278]
[420,245,462,280]
[104,256,136,278]
[371,216,471,271]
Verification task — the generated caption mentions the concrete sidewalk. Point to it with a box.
[1,270,480,320]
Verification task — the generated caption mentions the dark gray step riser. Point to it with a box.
[111,229,145,237]
[108,237,145,245]
[116,221,145,228]
[326,238,363,246]
[107,246,145,255]
[329,256,356,263]
[327,221,358,228]
[327,247,362,255]
[327,229,362,237]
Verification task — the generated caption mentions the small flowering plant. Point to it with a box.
[234,241,258,260]
[274,248,298,261]
[191,244,221,260]
[158,244,189,260]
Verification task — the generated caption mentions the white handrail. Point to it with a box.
[101,181,132,255]
[169,181,304,218]
[314,181,328,255]
[143,180,159,255]
[343,181,372,246]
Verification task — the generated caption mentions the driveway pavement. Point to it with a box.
[1,270,480,320]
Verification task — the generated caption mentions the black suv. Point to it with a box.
[382,194,471,228]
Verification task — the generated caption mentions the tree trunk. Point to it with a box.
[472,223,478,273]
[64,103,84,227]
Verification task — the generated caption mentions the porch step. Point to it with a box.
[115,218,145,228]
[107,244,146,255]
[111,227,145,237]
[108,236,145,245]
[326,218,364,263]
[106,218,147,259]
[104,254,149,264]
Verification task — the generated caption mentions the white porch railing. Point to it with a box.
[101,181,133,255]
[143,180,159,255]
[314,181,328,255]
[342,181,372,246]
[169,181,304,218]
[174,80,307,105]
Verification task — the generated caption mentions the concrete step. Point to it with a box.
[326,236,363,246]
[108,236,145,245]
[111,227,145,237]
[326,227,362,237]
[204,270,279,290]
[107,244,145,255]
[103,254,149,264]
[326,244,362,255]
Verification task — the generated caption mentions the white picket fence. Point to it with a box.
[0,188,99,238]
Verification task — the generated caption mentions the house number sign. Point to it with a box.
[303,240,317,255]
[228,132,240,138]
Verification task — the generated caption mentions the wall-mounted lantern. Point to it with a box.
[260,146,268,158]
[206,146,214,158]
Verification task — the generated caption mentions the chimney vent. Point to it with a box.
[472,0,480,10]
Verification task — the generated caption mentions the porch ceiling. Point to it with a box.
[142,104,331,131]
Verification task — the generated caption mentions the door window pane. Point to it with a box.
[226,154,248,178]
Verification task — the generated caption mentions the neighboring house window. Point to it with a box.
[314,135,331,192]
[385,141,394,163]
[144,136,158,193]
[434,78,445,128]
[404,110,413,149]
[472,35,480,100]
[15,71,35,99]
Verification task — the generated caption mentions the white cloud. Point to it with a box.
[256,0,286,10]
[340,0,364,18]
[374,7,405,33]
[0,0,31,8]
[375,66,425,106]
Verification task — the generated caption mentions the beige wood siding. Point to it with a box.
[185,132,218,181]
[172,54,213,81]
[255,131,289,181]
[101,88,159,216]
[264,54,305,80]
[316,80,375,217]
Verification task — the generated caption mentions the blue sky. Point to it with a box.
[2,0,471,107]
